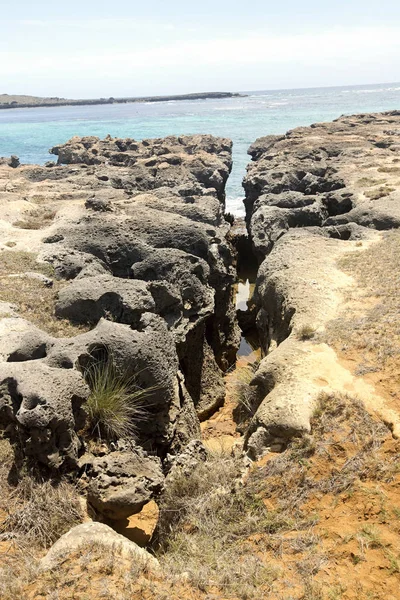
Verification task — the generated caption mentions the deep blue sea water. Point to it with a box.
[0,83,399,215]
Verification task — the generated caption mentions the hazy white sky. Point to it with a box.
[2,0,400,97]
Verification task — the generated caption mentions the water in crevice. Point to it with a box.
[234,256,261,360]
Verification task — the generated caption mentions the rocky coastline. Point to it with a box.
[0,112,399,599]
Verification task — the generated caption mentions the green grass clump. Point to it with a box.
[83,357,150,441]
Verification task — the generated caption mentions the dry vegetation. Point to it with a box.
[297,324,317,341]
[0,390,399,599]
[364,186,395,200]
[0,250,88,336]
[325,230,400,395]
[0,436,84,599]
[230,359,262,433]
[156,452,280,599]
[14,206,57,230]
[155,391,400,599]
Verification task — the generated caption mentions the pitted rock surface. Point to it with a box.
[86,448,164,520]
[0,133,239,468]
[244,110,400,260]
[243,112,400,457]
[0,361,89,467]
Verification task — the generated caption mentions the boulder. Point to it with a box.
[40,522,159,572]
[45,318,195,449]
[86,448,164,520]
[0,318,52,362]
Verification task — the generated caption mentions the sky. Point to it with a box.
[1,0,400,98]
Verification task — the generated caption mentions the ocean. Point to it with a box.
[0,83,399,216]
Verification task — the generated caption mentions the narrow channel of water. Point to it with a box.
[235,259,261,360]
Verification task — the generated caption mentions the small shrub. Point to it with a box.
[297,324,317,341]
[82,356,150,441]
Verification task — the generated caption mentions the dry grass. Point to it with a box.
[230,360,262,431]
[325,230,400,393]
[155,451,280,598]
[377,166,400,174]
[0,250,88,336]
[356,177,387,187]
[154,392,397,598]
[0,436,84,551]
[297,324,317,341]
[14,206,56,230]
[364,185,395,199]
[1,541,194,600]
[0,436,84,598]
[0,557,40,600]
[249,392,395,503]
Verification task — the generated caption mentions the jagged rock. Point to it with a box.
[0,155,19,168]
[86,448,164,520]
[39,247,111,280]
[40,522,159,572]
[50,134,232,201]
[44,318,195,449]
[164,439,207,479]
[244,111,400,261]
[0,362,89,468]
[85,196,114,212]
[0,132,239,467]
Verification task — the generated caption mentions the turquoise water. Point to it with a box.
[0,83,399,215]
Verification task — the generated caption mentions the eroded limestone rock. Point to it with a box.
[86,448,164,520]
[243,111,400,457]
[40,522,159,572]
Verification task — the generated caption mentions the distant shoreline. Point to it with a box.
[0,91,244,111]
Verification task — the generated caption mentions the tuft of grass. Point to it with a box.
[364,186,395,200]
[301,580,324,600]
[82,356,150,441]
[377,166,400,174]
[297,324,317,341]
[358,525,384,549]
[356,177,387,187]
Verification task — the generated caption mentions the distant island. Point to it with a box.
[0,91,243,110]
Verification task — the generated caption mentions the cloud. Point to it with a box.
[1,25,400,92]
[17,18,176,31]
